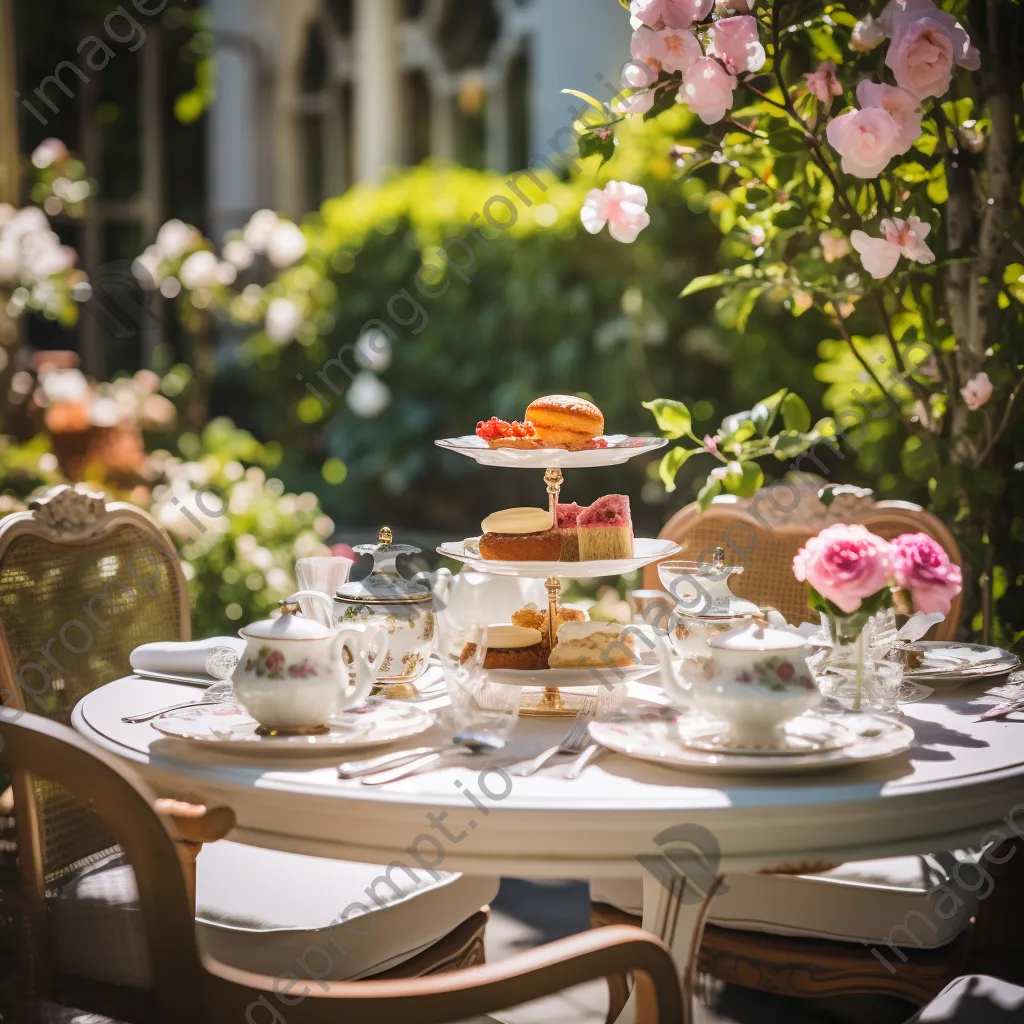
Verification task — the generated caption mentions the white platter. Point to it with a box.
[150,698,432,754]
[435,435,667,469]
[436,537,682,578]
[486,662,657,688]
[902,642,1020,688]
[589,707,914,774]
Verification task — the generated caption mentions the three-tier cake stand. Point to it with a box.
[434,432,680,716]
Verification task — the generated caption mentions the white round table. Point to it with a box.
[73,671,1024,1023]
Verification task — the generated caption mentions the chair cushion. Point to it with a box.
[194,841,499,981]
[590,851,982,948]
[908,974,1024,1021]
[54,844,498,989]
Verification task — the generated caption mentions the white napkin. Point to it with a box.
[895,612,944,642]
[130,637,246,680]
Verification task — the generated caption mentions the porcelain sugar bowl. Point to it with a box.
[658,547,761,666]
[656,622,819,748]
[333,527,436,697]
[232,593,379,734]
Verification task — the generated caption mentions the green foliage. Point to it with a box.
[582,0,1024,639]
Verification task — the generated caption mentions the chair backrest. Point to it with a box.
[0,484,190,884]
[644,484,963,640]
[0,710,205,1020]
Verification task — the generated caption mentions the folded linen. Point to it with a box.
[130,637,246,680]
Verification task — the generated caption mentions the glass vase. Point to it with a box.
[816,613,903,714]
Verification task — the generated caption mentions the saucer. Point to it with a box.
[900,642,1020,688]
[589,710,914,774]
[151,698,433,754]
[677,715,854,756]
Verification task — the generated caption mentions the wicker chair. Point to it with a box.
[0,711,684,1024]
[0,486,496,1019]
[642,483,964,638]
[591,483,976,1018]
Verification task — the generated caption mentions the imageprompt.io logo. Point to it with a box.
[636,823,728,904]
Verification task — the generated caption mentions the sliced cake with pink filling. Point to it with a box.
[555,502,584,561]
[577,495,634,561]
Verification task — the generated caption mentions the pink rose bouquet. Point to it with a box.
[889,532,962,616]
[792,523,892,617]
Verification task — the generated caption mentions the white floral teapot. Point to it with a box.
[656,622,818,747]
[232,592,381,733]
[333,527,436,694]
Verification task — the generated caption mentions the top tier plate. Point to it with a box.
[435,435,667,469]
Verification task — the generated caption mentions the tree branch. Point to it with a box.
[832,314,904,418]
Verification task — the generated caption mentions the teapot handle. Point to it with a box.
[331,626,384,706]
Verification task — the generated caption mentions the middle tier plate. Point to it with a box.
[437,537,682,578]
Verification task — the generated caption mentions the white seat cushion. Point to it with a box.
[591,851,982,948]
[54,843,498,989]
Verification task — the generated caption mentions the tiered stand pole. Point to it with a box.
[538,467,565,713]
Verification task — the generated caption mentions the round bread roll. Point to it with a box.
[526,395,604,445]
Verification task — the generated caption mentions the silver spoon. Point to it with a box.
[358,731,507,786]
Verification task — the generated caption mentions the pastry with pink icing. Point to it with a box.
[577,495,634,561]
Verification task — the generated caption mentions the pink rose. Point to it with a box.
[850,14,886,52]
[889,532,962,617]
[856,80,922,154]
[880,0,980,89]
[580,181,651,243]
[803,61,843,105]
[793,524,891,615]
[820,230,851,263]
[960,371,993,411]
[631,0,713,29]
[826,107,902,178]
[678,57,738,124]
[850,216,934,279]
[631,25,701,75]
[707,15,766,74]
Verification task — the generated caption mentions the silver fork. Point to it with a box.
[509,697,597,777]
[121,686,233,724]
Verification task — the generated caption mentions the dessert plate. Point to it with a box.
[589,708,914,774]
[437,538,682,578]
[486,662,657,687]
[435,435,667,469]
[150,698,432,754]
[901,642,1020,687]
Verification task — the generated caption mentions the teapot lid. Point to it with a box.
[336,526,431,604]
[709,622,809,652]
[239,598,334,641]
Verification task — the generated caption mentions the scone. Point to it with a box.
[479,507,562,561]
[460,625,546,670]
[525,395,604,446]
[548,622,637,669]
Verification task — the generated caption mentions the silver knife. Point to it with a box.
[338,745,446,778]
